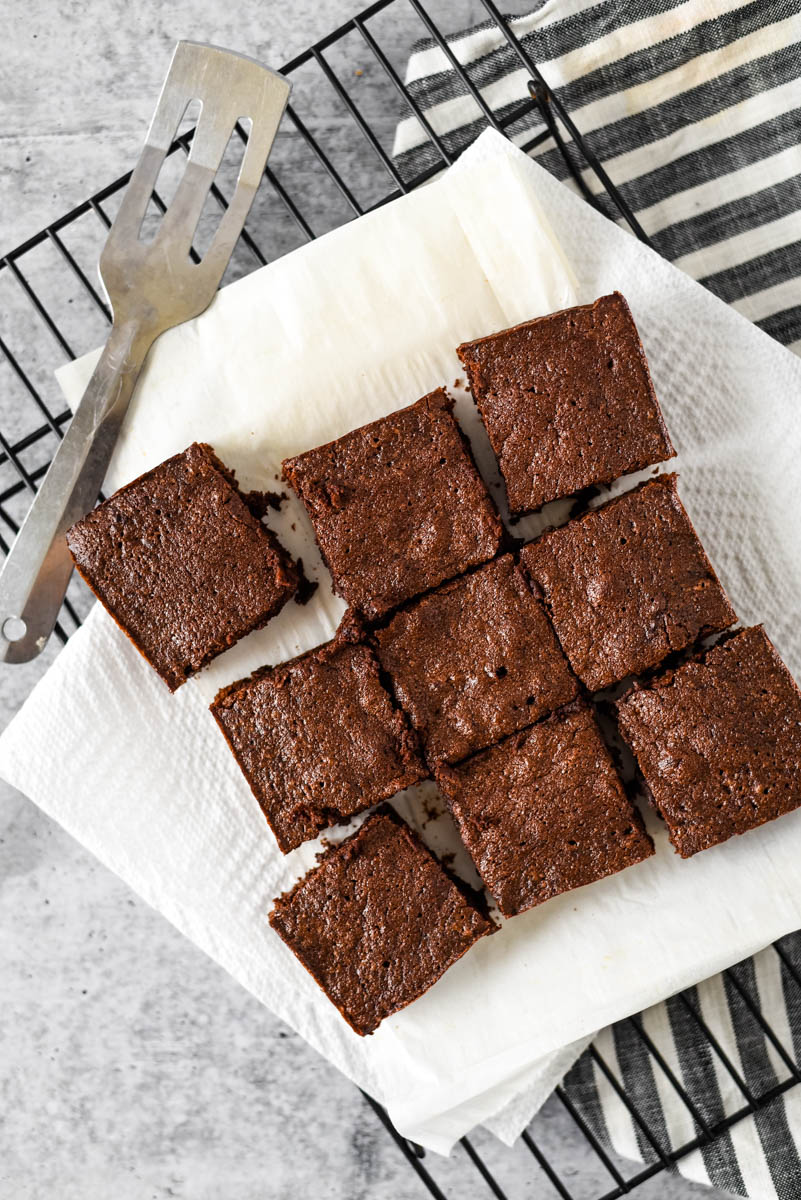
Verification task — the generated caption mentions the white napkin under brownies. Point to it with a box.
[2,131,801,1154]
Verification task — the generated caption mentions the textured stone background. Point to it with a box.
[0,2,728,1196]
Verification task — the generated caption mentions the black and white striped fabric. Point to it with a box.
[563,937,801,1196]
[394,0,801,353]
[396,3,801,1195]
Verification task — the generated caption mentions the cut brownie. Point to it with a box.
[520,475,736,692]
[457,292,674,516]
[436,702,653,917]
[269,807,495,1035]
[617,626,801,858]
[282,389,502,619]
[375,554,578,765]
[66,442,297,691]
[211,638,427,853]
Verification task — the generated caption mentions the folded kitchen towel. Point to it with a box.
[560,939,801,1198]
[395,2,801,1194]
[394,0,801,352]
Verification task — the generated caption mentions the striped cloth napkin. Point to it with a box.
[395,2,801,1195]
[394,0,801,352]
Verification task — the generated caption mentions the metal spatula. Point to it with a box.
[0,41,290,664]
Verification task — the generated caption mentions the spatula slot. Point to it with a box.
[190,117,252,261]
[138,98,203,245]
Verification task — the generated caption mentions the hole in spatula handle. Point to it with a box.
[2,615,27,643]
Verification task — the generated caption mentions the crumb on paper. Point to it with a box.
[243,489,287,518]
[294,558,319,607]
[566,484,601,522]
[422,796,443,825]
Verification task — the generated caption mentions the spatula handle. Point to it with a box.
[0,321,152,663]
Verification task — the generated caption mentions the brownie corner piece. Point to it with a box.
[520,474,736,691]
[281,388,502,618]
[376,553,578,765]
[617,625,801,858]
[269,807,495,1035]
[210,638,427,853]
[436,702,653,917]
[65,441,297,690]
[457,292,674,516]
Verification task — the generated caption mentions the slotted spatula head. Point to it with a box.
[0,42,290,665]
[101,41,290,335]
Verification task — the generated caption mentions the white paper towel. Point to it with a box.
[2,131,801,1155]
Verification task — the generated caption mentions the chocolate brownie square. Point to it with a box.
[436,703,653,917]
[282,389,502,619]
[66,442,297,690]
[211,638,427,853]
[520,475,736,692]
[457,293,674,516]
[617,626,801,858]
[269,807,495,1035]
[375,554,578,765]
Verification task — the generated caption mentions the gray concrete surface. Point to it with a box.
[0,2,733,1197]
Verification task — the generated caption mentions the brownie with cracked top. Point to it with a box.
[457,292,674,516]
[375,554,578,765]
[617,626,801,858]
[520,475,736,692]
[269,807,496,1035]
[282,389,502,619]
[65,442,297,691]
[210,638,427,853]
[436,702,653,918]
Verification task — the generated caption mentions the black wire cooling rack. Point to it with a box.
[2,2,800,1197]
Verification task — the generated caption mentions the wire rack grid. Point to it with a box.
[2,2,800,1197]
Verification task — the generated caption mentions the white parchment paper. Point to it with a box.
[2,132,801,1154]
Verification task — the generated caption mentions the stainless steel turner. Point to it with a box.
[0,41,290,663]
